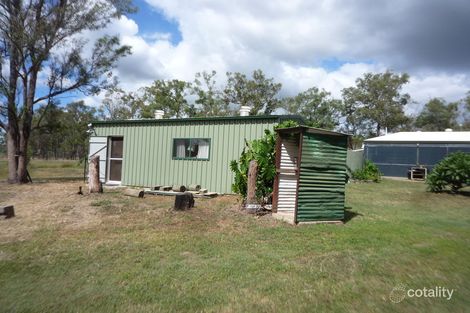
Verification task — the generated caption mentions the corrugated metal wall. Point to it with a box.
[297,133,347,221]
[365,143,470,177]
[346,149,364,176]
[92,119,277,193]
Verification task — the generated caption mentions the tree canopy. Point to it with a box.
[224,70,282,115]
[342,71,410,136]
[0,0,133,183]
[283,87,342,130]
[415,98,458,131]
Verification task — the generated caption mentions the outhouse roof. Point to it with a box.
[275,126,350,137]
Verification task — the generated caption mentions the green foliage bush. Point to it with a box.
[426,152,470,193]
[230,120,299,199]
[352,160,382,182]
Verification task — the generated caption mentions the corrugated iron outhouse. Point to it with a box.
[272,126,350,224]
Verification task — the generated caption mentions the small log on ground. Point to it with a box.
[123,189,144,198]
[174,192,195,210]
[188,184,201,191]
[172,185,187,192]
[88,155,102,193]
[0,205,15,218]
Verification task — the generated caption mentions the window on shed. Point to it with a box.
[173,138,210,160]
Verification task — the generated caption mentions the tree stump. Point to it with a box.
[0,205,15,219]
[174,192,195,210]
[88,155,102,193]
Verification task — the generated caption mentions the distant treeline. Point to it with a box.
[28,101,96,160]
[1,69,469,160]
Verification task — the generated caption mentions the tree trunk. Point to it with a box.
[6,130,18,183]
[17,131,30,183]
[6,0,20,184]
[247,160,258,204]
[376,124,381,137]
[88,155,101,193]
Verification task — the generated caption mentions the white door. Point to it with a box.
[89,137,107,182]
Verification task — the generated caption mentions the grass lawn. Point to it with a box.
[0,163,469,312]
[0,158,83,182]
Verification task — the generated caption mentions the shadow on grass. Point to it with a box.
[343,206,362,224]
[30,177,83,183]
[441,190,470,197]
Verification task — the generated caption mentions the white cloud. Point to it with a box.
[78,0,470,113]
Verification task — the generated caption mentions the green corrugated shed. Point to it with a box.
[273,126,349,224]
[89,115,302,194]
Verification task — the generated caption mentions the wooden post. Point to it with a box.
[88,155,101,193]
[247,160,258,205]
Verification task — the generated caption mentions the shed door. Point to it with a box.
[89,137,107,182]
[276,137,299,216]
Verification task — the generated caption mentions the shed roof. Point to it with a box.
[365,131,470,143]
[92,115,305,126]
[275,126,350,137]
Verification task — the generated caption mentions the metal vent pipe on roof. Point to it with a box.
[239,106,251,116]
[154,110,164,119]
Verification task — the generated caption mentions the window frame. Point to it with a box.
[172,138,211,161]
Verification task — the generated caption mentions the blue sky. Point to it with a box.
[126,0,181,45]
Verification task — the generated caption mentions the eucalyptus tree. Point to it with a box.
[224,69,282,115]
[341,71,410,137]
[0,0,133,183]
[283,87,342,130]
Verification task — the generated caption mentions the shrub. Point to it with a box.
[352,160,382,182]
[230,120,299,200]
[426,152,470,193]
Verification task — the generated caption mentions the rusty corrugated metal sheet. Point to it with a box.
[297,133,348,221]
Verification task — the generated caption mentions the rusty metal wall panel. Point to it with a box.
[297,133,348,221]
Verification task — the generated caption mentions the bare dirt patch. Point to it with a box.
[0,182,254,243]
[0,181,103,243]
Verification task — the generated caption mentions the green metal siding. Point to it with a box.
[297,133,348,221]
[92,119,278,193]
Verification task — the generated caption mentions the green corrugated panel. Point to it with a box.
[93,118,279,193]
[297,133,348,222]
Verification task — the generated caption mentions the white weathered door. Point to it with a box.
[88,137,107,182]
[276,137,299,219]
